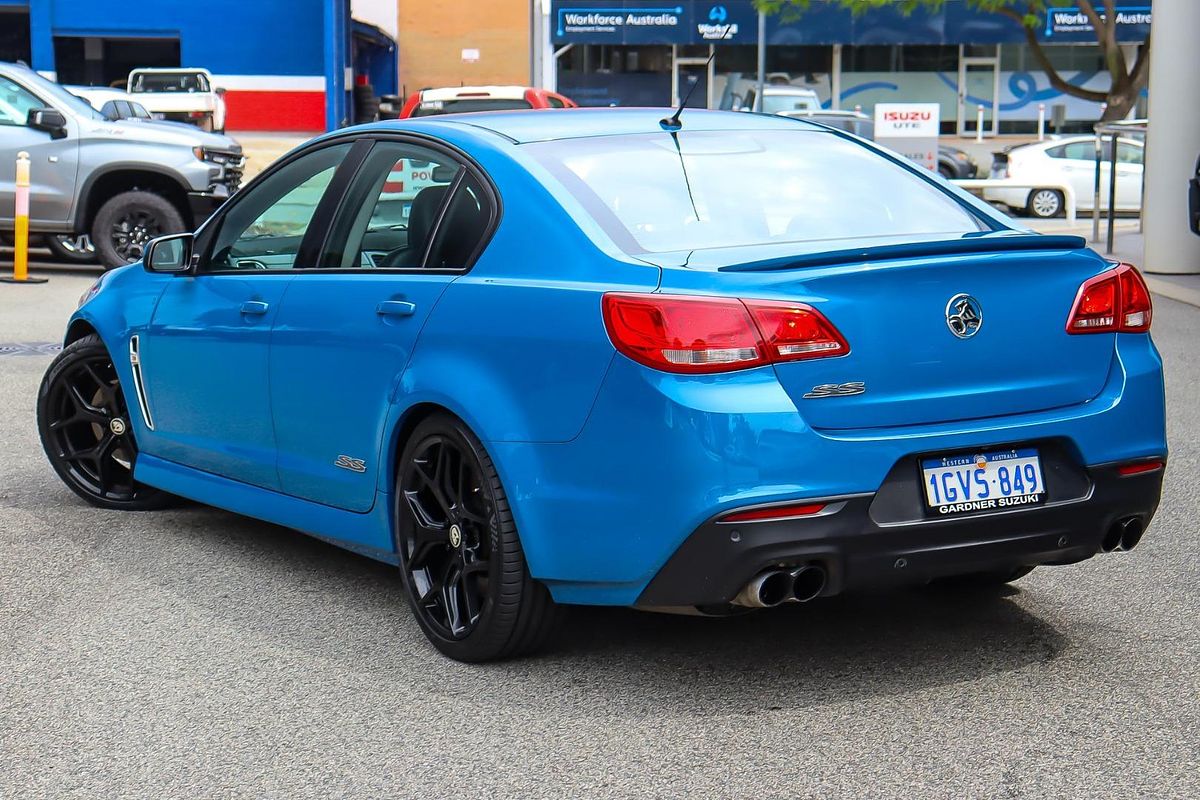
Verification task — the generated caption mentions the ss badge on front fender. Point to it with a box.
[803,381,866,399]
[334,455,368,473]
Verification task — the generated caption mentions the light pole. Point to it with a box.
[1143,0,1200,274]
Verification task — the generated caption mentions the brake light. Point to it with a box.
[1066,263,1152,334]
[601,293,849,374]
[719,502,827,523]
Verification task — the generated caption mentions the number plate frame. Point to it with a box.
[920,447,1046,516]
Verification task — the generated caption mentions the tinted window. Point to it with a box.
[1048,141,1095,161]
[531,130,981,254]
[0,76,42,126]
[425,173,493,269]
[319,142,460,269]
[412,98,533,116]
[131,72,210,93]
[762,93,819,114]
[207,143,351,271]
[546,95,566,109]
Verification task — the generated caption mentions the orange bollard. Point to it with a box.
[1,150,48,284]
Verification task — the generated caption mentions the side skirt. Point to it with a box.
[134,453,398,564]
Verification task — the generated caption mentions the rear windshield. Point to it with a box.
[529,129,982,254]
[131,72,211,93]
[413,98,533,116]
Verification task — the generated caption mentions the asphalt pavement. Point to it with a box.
[1,265,1198,798]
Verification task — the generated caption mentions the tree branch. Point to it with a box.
[997,5,1109,103]
[1128,31,1151,90]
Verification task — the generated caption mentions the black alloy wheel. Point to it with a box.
[37,335,171,510]
[91,190,186,270]
[396,414,560,662]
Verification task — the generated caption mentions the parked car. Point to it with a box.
[738,85,821,115]
[399,85,577,117]
[780,109,979,179]
[127,67,227,133]
[68,86,153,122]
[40,109,1164,662]
[985,135,1144,218]
[0,62,244,269]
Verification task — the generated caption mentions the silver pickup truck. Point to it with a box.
[0,61,243,269]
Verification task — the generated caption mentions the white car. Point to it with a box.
[127,68,226,133]
[984,135,1144,218]
[66,86,152,121]
[739,85,821,115]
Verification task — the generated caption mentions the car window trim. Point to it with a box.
[194,138,370,276]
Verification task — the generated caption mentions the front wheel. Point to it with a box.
[91,190,186,270]
[395,414,560,662]
[1027,188,1064,219]
[37,334,173,510]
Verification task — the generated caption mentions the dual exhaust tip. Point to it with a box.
[1101,516,1145,553]
[734,565,827,608]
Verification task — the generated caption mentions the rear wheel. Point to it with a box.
[1027,188,1064,218]
[45,233,98,264]
[395,414,560,662]
[91,190,186,270]
[37,335,172,510]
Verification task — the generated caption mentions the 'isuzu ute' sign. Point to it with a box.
[874,102,940,172]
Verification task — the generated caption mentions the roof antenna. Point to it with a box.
[660,50,715,131]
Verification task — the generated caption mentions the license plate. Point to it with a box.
[921,448,1045,515]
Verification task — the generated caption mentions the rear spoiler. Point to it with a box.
[718,234,1088,273]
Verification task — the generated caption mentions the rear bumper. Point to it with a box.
[636,459,1164,608]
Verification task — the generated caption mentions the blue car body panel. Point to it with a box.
[64,109,1167,607]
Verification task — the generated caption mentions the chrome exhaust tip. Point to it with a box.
[732,570,793,608]
[1101,522,1124,553]
[1117,517,1145,551]
[790,565,827,603]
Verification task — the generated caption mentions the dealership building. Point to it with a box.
[0,0,399,131]
[540,0,1151,133]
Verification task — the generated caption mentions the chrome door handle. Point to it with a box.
[376,300,417,317]
[240,300,270,315]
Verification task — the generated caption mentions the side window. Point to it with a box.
[319,141,461,269]
[546,95,566,109]
[1116,141,1144,166]
[0,77,43,127]
[1057,142,1095,161]
[206,142,351,271]
[425,172,494,270]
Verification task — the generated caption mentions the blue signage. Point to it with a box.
[549,0,1151,46]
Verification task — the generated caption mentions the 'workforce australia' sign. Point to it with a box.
[553,1,755,44]
[1045,5,1151,36]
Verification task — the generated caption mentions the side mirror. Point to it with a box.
[143,233,194,274]
[27,108,67,139]
[214,86,227,96]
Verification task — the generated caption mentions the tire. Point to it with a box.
[938,165,956,181]
[1026,188,1064,219]
[395,414,561,662]
[91,190,186,270]
[44,233,98,264]
[354,83,379,124]
[37,334,173,511]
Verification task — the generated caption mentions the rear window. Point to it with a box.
[413,98,533,116]
[131,72,211,93]
[529,129,982,254]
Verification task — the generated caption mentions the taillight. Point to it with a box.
[718,502,827,523]
[1066,263,1152,334]
[601,293,849,374]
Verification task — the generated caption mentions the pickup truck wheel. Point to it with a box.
[91,191,185,270]
[45,233,98,264]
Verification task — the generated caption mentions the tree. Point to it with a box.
[755,0,1150,121]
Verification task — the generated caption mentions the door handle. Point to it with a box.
[376,300,417,317]
[240,300,270,315]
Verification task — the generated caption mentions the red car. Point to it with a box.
[399,85,577,118]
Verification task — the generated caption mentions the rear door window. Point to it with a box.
[412,98,533,116]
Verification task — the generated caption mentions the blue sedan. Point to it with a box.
[38,109,1167,661]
